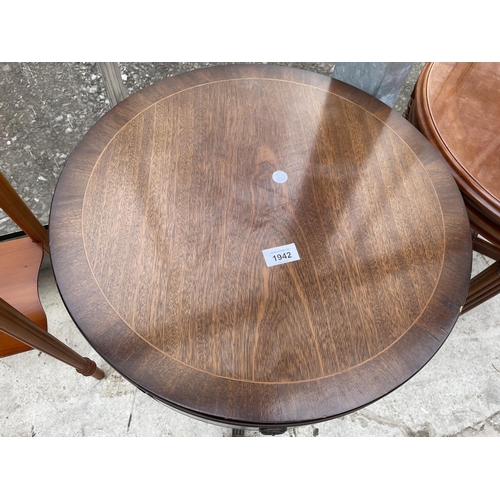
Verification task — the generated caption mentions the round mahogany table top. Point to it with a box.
[413,62,500,224]
[50,64,472,428]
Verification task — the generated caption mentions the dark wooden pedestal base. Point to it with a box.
[231,428,288,437]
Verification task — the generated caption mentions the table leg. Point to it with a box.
[97,62,129,107]
[463,261,500,313]
[231,427,288,436]
[0,298,105,379]
[473,237,500,261]
[259,428,287,436]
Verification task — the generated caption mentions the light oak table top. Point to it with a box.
[50,65,472,429]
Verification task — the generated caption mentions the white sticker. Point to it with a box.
[272,170,288,183]
[262,243,300,267]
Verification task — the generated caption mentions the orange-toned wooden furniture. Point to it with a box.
[408,62,500,313]
[0,170,104,379]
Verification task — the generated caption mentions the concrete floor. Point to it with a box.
[1,62,500,437]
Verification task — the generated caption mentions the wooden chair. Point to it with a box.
[0,170,104,379]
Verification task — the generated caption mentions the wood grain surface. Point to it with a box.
[413,62,500,223]
[0,237,46,357]
[50,64,472,427]
[0,170,50,254]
